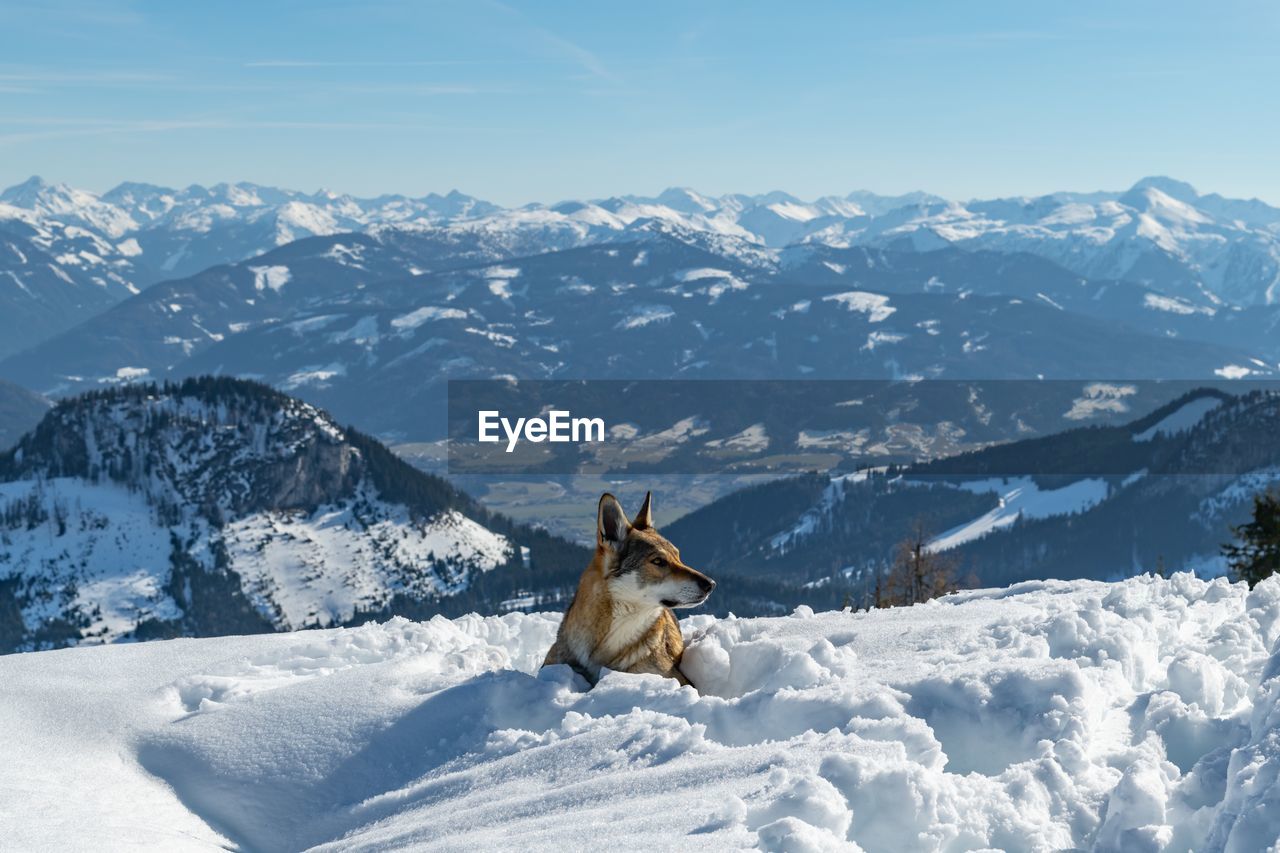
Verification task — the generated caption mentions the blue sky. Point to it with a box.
[1,0,1277,204]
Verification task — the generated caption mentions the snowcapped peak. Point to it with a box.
[646,187,717,215]
[1118,185,1212,226]
[1129,175,1200,202]
[0,176,139,238]
[0,377,525,647]
[845,189,949,216]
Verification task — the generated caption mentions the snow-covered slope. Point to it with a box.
[662,388,1280,596]
[2,574,1278,851]
[0,378,584,651]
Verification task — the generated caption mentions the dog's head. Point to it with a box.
[596,491,716,609]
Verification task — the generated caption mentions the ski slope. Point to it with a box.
[2,574,1279,852]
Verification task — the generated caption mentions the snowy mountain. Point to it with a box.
[5,174,1278,327]
[0,377,817,652]
[3,573,1278,851]
[4,174,1279,450]
[668,388,1280,592]
[0,178,508,357]
[0,212,142,359]
[0,377,593,652]
[835,178,1280,307]
[2,234,1271,443]
[1,176,502,280]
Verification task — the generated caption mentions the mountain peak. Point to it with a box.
[1129,176,1200,202]
[0,175,52,204]
[0,377,543,649]
[653,187,718,214]
[11,174,47,190]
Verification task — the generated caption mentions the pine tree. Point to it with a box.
[1222,490,1280,588]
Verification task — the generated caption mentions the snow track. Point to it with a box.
[2,574,1280,851]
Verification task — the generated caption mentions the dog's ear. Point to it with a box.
[597,493,631,550]
[632,490,654,530]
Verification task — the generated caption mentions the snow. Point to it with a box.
[221,506,511,629]
[676,268,749,302]
[822,291,896,322]
[1134,396,1223,442]
[0,478,178,639]
[1144,292,1216,316]
[1064,383,1138,420]
[287,315,341,335]
[0,473,513,644]
[328,315,380,346]
[249,265,291,293]
[390,305,468,331]
[704,423,770,453]
[3,575,1280,851]
[281,363,347,389]
[464,326,518,347]
[862,330,906,351]
[927,476,1110,552]
[616,304,676,329]
[1198,467,1280,524]
[771,471,875,554]
[115,237,143,257]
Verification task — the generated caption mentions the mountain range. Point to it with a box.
[666,388,1280,596]
[1,226,1276,444]
[2,174,1279,648]
[0,378,567,651]
[2,169,1278,466]
[0,377,809,652]
[4,174,1278,293]
[5,379,1274,653]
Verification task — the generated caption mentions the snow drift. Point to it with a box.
[2,574,1279,852]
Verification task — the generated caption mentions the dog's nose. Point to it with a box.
[700,576,716,594]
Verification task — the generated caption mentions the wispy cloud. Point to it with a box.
[483,0,616,81]
[245,59,484,69]
[333,83,504,96]
[0,69,171,85]
[0,117,438,146]
[887,30,1063,48]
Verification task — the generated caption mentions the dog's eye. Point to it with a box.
[652,557,667,568]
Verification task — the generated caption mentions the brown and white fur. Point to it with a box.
[542,491,715,687]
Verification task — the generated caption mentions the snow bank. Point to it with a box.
[2,575,1279,851]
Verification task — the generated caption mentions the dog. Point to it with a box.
[542,491,716,687]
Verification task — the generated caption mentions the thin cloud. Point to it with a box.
[0,118,439,146]
[333,83,504,96]
[888,30,1064,48]
[0,69,171,84]
[245,60,486,68]
[483,0,616,82]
